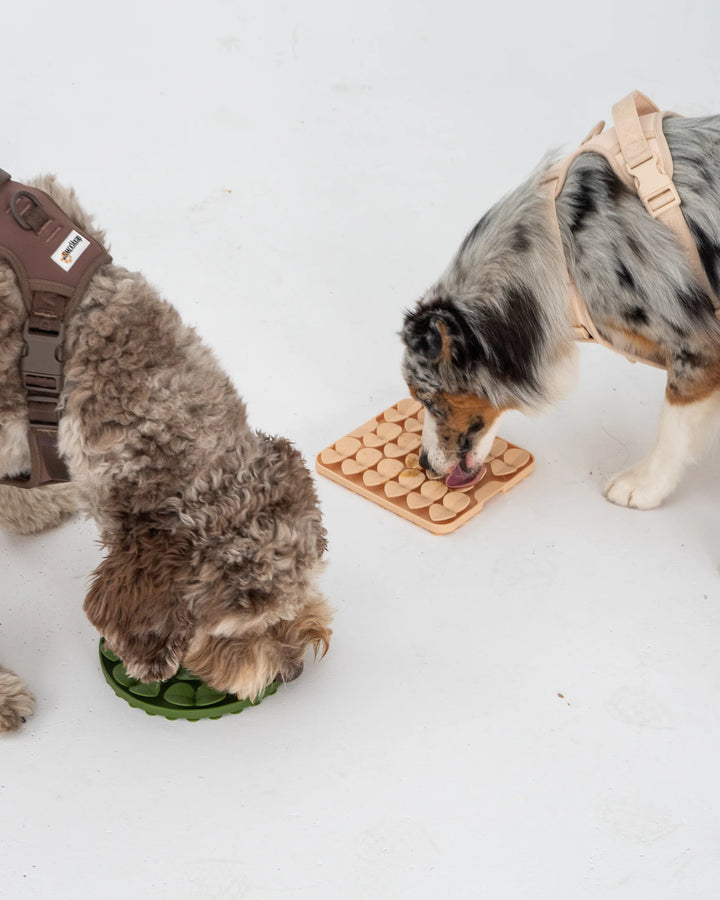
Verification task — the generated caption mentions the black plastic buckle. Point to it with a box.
[21,320,64,394]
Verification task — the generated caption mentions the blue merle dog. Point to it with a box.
[401,114,720,509]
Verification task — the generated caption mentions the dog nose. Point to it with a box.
[419,449,431,470]
[274,660,304,684]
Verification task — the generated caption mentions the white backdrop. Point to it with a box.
[2,2,720,898]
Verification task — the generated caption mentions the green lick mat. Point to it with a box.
[99,639,280,721]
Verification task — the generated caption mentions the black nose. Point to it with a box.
[419,449,430,470]
[274,660,304,684]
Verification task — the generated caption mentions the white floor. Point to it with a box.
[3,2,720,898]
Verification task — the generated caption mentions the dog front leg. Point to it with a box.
[84,525,196,682]
[603,389,720,509]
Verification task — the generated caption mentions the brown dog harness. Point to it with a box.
[543,91,720,369]
[0,170,111,489]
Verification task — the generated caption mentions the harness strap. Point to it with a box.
[544,91,720,369]
[15,290,69,488]
[612,91,720,316]
[0,171,112,489]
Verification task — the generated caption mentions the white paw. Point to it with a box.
[0,669,35,733]
[603,465,669,510]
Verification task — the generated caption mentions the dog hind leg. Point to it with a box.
[0,665,35,733]
[604,389,720,509]
[0,483,80,534]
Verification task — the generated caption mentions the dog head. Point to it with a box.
[401,282,573,484]
[401,176,580,482]
[180,434,332,700]
[84,435,332,695]
[401,296,515,484]
[402,284,575,487]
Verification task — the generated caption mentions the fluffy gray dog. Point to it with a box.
[0,176,332,732]
[402,114,720,509]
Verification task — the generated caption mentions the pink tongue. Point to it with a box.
[446,463,486,489]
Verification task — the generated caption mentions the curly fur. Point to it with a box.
[0,176,332,729]
[0,666,35,733]
[0,483,79,534]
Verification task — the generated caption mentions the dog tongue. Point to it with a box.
[446,462,485,489]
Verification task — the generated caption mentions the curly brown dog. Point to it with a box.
[0,176,332,732]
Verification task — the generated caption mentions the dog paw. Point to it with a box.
[123,656,179,684]
[603,465,667,510]
[104,635,185,684]
[0,669,35,733]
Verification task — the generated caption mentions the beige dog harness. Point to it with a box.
[543,91,720,369]
[0,170,111,488]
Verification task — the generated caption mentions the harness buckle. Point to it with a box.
[21,319,65,395]
[644,183,681,215]
[626,155,681,217]
[26,395,60,427]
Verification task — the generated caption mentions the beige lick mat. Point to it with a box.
[316,398,534,535]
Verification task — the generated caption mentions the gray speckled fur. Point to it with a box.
[402,115,720,471]
[556,116,720,364]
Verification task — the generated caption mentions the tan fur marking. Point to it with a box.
[437,392,507,445]
[615,327,667,366]
[186,596,332,698]
[666,362,720,405]
[436,321,453,363]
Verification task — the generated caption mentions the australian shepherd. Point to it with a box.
[402,113,720,509]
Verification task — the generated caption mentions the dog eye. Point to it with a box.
[413,391,442,418]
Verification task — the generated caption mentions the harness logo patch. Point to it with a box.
[51,230,89,270]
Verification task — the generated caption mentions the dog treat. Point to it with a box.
[316,398,534,534]
[99,640,279,721]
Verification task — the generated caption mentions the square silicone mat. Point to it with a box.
[316,397,534,535]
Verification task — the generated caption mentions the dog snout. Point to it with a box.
[419,448,446,478]
[275,660,304,685]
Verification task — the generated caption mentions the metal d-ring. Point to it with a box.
[10,189,44,230]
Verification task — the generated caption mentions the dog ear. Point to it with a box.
[84,525,195,683]
[402,303,479,367]
[402,310,446,360]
